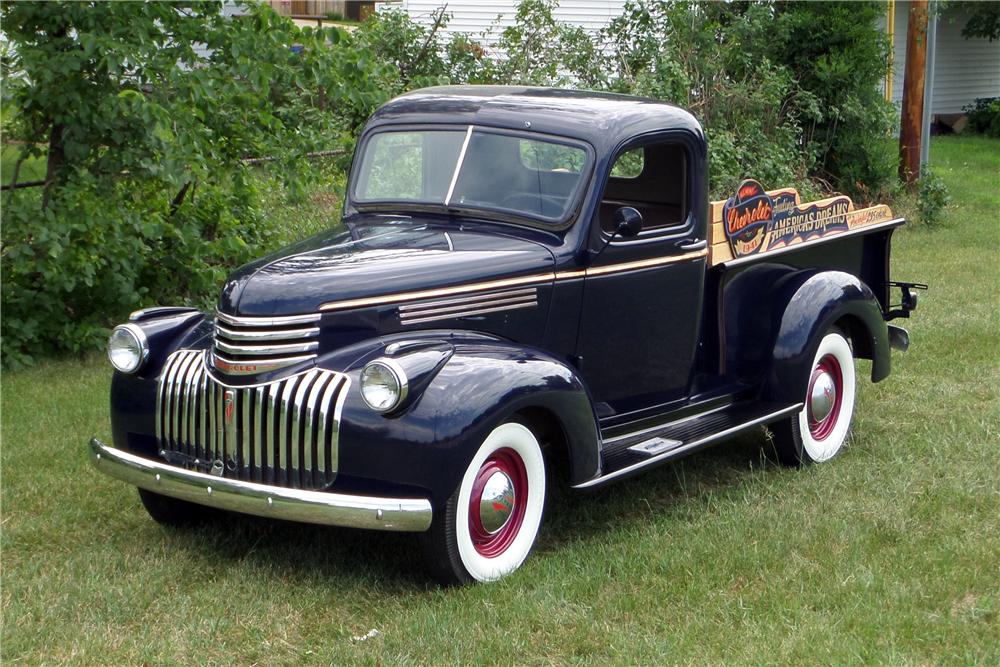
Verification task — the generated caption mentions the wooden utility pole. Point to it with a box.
[899,0,929,190]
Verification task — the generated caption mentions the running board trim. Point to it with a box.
[573,404,803,490]
[628,437,683,456]
[602,402,732,446]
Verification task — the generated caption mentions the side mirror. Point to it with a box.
[612,206,643,239]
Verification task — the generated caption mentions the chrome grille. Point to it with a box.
[155,349,350,489]
[212,311,321,375]
[398,287,538,325]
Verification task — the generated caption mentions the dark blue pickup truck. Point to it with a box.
[90,86,923,584]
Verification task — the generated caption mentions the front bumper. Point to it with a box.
[88,438,432,532]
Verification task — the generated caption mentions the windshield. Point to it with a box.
[352,128,590,223]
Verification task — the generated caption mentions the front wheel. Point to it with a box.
[138,488,216,526]
[772,330,857,465]
[420,422,547,585]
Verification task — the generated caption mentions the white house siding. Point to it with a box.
[385,0,627,47]
[887,1,1000,115]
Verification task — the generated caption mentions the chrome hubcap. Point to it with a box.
[810,371,837,423]
[478,471,516,534]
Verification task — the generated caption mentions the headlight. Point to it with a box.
[360,359,408,413]
[108,323,149,374]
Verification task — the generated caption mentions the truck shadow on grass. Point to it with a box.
[540,430,786,551]
[160,429,787,591]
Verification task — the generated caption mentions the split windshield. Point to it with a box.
[352,127,590,224]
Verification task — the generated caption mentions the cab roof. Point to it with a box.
[366,86,705,154]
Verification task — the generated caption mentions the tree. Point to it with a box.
[959,1,1000,42]
[1,2,224,205]
[0,1,394,366]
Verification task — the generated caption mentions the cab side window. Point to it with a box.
[600,142,689,234]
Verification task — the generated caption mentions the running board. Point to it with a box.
[573,403,802,489]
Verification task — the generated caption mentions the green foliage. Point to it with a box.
[604,2,802,194]
[963,97,1000,138]
[0,1,393,366]
[488,0,598,86]
[428,0,896,200]
[917,167,952,227]
[770,1,896,200]
[1,0,903,366]
[959,0,1000,42]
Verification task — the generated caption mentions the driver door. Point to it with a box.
[574,137,708,416]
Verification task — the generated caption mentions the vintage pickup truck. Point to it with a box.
[90,86,923,584]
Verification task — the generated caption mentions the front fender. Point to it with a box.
[336,338,601,505]
[766,270,890,405]
[110,310,212,453]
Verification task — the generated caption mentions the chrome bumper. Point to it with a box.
[88,438,432,532]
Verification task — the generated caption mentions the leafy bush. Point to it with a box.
[1,0,903,366]
[770,1,896,200]
[963,97,1000,138]
[422,0,895,200]
[0,1,391,366]
[917,168,952,226]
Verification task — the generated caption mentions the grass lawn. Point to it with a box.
[0,143,47,184]
[2,135,998,664]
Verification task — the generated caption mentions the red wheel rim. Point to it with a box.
[807,353,843,441]
[468,448,528,558]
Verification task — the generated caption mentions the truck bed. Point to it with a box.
[705,185,905,313]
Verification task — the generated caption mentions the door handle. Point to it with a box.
[677,239,707,252]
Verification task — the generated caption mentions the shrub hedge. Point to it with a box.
[1,0,898,366]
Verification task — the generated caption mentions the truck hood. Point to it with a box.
[219,218,556,316]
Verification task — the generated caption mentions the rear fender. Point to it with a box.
[765,270,890,405]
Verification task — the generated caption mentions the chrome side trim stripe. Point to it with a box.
[214,339,320,356]
[400,294,537,316]
[319,249,708,312]
[399,287,539,325]
[216,324,320,341]
[320,273,555,312]
[583,249,708,277]
[397,286,537,312]
[573,404,803,489]
[215,311,322,327]
[401,299,538,325]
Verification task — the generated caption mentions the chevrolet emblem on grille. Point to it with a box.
[223,389,237,447]
[224,389,236,424]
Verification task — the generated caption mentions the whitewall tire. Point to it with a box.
[773,331,857,465]
[421,422,546,584]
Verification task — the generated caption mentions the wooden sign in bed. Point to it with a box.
[707,179,896,266]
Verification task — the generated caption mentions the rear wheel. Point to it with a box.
[421,422,546,585]
[772,330,856,465]
[137,488,215,526]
